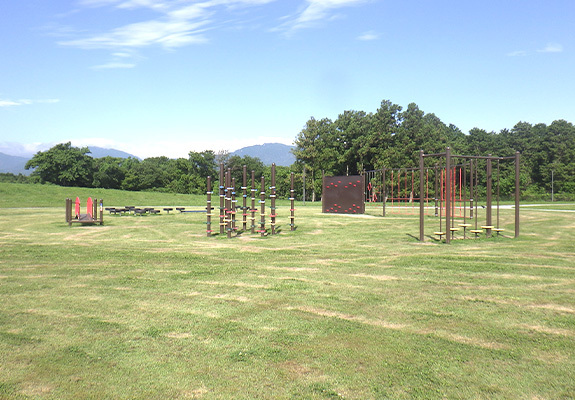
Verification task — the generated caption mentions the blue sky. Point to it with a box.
[1,0,573,159]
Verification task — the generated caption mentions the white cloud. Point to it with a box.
[276,0,369,35]
[91,62,137,69]
[0,100,21,107]
[0,98,59,107]
[507,50,527,57]
[357,30,378,41]
[60,18,210,49]
[60,0,276,53]
[538,43,563,53]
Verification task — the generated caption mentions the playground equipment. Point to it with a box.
[206,163,295,238]
[418,147,520,243]
[65,197,103,226]
[322,175,365,214]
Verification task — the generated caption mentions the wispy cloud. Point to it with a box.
[357,30,378,41]
[0,98,60,107]
[508,42,564,57]
[56,0,373,67]
[507,50,527,57]
[91,62,137,69]
[538,42,563,53]
[276,0,370,35]
[59,0,275,51]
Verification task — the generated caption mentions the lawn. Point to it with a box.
[1,183,574,399]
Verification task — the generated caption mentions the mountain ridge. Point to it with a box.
[230,143,294,166]
[0,143,295,175]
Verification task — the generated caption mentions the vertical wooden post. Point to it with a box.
[260,176,266,237]
[219,163,225,235]
[99,199,104,225]
[270,163,277,235]
[242,165,248,231]
[290,172,295,231]
[251,170,256,234]
[226,169,233,239]
[207,176,213,236]
[66,198,71,226]
[232,177,237,234]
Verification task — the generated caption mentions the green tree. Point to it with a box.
[92,156,127,189]
[25,142,94,187]
[293,117,336,201]
[122,156,173,191]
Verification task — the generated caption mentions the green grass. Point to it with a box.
[1,183,574,399]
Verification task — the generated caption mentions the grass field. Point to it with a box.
[1,183,574,399]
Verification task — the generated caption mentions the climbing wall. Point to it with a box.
[322,175,365,214]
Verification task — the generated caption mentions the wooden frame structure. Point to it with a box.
[66,197,104,226]
[419,148,520,243]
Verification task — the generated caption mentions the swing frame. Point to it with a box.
[419,148,520,243]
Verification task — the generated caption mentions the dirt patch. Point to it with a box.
[180,387,209,399]
[350,273,398,281]
[264,266,319,272]
[518,324,574,337]
[290,306,406,330]
[210,294,250,302]
[20,383,54,397]
[461,295,575,314]
[197,281,271,289]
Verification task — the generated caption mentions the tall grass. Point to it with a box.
[1,183,574,399]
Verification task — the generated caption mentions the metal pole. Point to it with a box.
[486,155,492,238]
[445,147,451,243]
[515,151,520,238]
[419,150,425,242]
[382,168,386,217]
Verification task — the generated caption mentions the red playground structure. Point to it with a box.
[66,197,104,226]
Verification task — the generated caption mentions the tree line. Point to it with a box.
[292,99,575,201]
[17,142,299,199]
[4,98,574,202]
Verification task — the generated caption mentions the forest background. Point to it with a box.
[3,99,574,202]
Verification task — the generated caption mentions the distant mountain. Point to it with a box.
[0,152,31,175]
[0,147,139,176]
[231,143,295,166]
[87,147,139,159]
